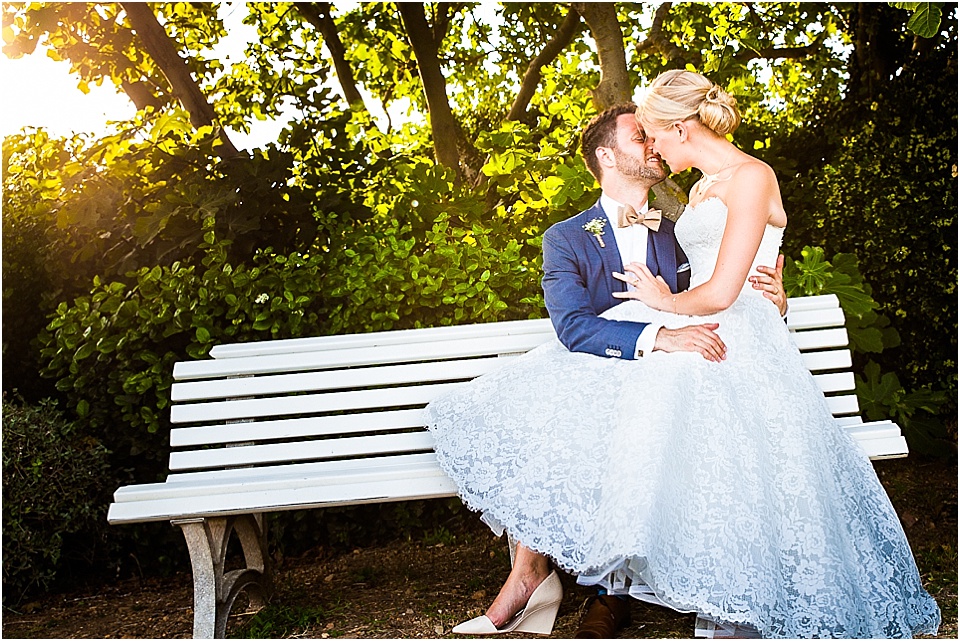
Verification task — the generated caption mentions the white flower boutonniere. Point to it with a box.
[583,217,607,247]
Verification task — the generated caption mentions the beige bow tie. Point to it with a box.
[617,204,662,232]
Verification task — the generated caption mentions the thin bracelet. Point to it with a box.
[672,293,679,314]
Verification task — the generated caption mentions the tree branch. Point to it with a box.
[120,2,240,157]
[634,2,701,68]
[120,79,164,111]
[296,2,367,109]
[732,30,829,63]
[507,7,583,121]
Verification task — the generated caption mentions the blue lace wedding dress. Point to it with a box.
[425,197,940,638]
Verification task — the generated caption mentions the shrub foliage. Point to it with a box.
[2,396,111,603]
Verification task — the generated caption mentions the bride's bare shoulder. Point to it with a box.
[731,158,777,183]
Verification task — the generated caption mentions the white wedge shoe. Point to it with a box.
[452,570,563,636]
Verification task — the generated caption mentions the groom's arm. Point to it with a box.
[542,226,648,360]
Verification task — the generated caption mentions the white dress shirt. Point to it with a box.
[599,193,663,358]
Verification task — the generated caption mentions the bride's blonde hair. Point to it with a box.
[638,70,741,136]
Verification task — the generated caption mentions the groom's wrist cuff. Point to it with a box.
[635,324,661,358]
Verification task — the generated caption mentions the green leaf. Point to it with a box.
[904,2,941,38]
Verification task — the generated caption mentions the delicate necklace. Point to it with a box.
[693,147,737,198]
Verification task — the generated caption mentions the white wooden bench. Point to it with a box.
[107,293,907,638]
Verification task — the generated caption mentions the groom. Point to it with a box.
[542,103,786,638]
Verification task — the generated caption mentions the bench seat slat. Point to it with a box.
[168,431,437,471]
[132,422,907,506]
[845,420,901,440]
[171,357,514,402]
[856,435,909,460]
[108,474,459,524]
[109,419,906,525]
[170,408,427,447]
[115,454,449,502]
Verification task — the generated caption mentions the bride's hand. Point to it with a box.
[612,263,673,310]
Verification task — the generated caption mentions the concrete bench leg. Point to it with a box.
[173,514,272,638]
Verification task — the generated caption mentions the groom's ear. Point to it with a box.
[596,146,616,171]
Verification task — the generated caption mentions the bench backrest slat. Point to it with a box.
[170,382,463,424]
[826,395,860,415]
[800,349,852,372]
[203,294,844,361]
[173,333,553,380]
[815,372,856,394]
[170,408,426,447]
[169,431,436,472]
[209,317,557,359]
[172,357,513,402]
[791,327,849,351]
[164,451,443,485]
[167,294,867,474]
[786,306,845,330]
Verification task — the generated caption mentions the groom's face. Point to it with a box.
[612,115,667,184]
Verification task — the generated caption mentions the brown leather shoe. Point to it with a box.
[573,595,632,638]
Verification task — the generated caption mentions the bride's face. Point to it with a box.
[640,120,691,173]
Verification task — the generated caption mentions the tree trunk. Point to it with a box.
[507,7,583,121]
[121,2,240,158]
[574,3,631,111]
[296,3,367,109]
[573,4,688,216]
[396,2,462,182]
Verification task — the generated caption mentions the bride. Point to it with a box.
[425,70,940,638]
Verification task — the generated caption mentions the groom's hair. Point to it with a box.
[581,103,638,180]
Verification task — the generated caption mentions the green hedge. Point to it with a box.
[2,396,111,603]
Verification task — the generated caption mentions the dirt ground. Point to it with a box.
[3,456,956,639]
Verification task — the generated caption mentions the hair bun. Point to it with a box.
[698,85,740,136]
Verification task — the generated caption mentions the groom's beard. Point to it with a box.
[613,147,667,184]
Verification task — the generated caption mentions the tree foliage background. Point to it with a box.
[2,1,956,595]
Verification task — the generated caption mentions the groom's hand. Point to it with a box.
[654,324,726,362]
[750,254,788,316]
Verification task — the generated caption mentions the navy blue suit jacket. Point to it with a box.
[542,200,690,360]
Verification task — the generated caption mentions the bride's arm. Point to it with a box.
[619,163,779,316]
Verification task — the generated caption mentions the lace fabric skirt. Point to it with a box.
[424,296,940,638]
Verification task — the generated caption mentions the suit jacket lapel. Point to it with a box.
[583,202,626,299]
